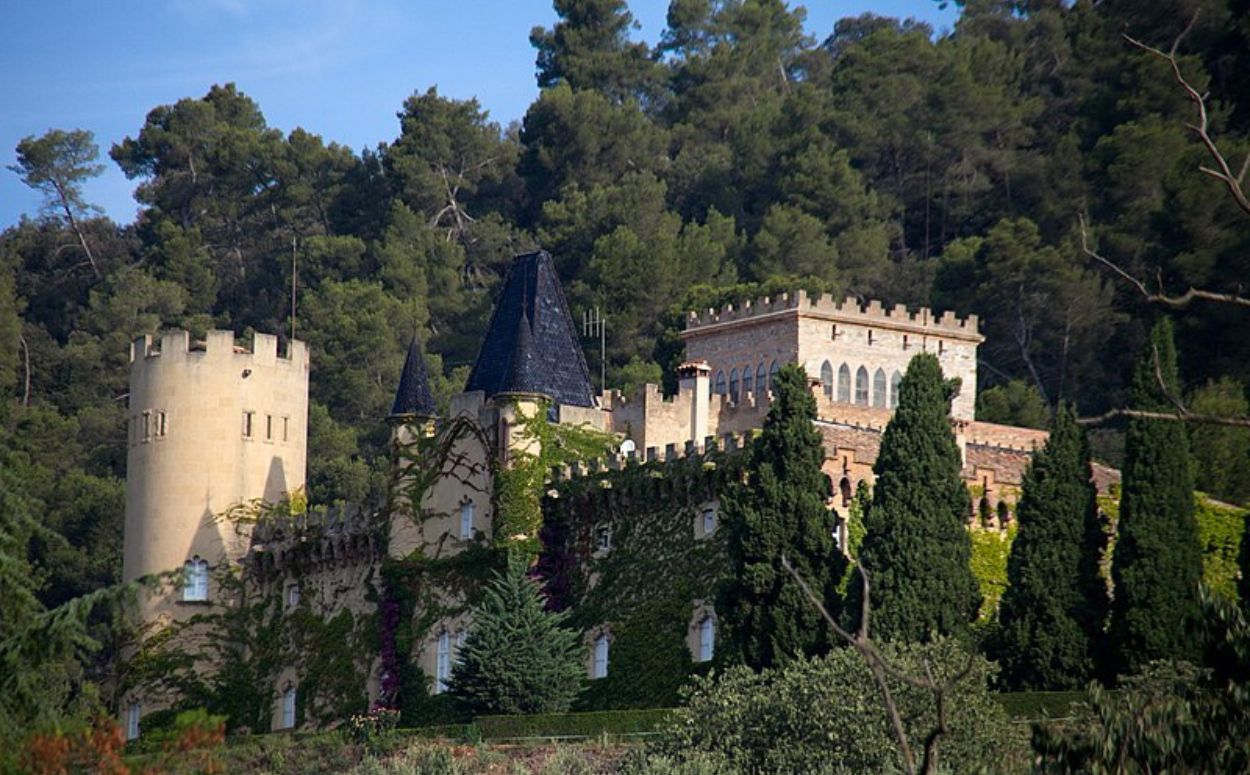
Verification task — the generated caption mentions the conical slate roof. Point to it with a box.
[390,334,437,417]
[465,250,595,407]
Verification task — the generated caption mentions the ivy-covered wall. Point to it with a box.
[537,448,745,709]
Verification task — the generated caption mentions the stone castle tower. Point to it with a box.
[123,329,309,617]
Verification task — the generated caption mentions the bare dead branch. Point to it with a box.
[1123,18,1250,217]
[1078,216,1250,309]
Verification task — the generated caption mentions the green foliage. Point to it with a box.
[577,596,697,711]
[449,555,584,715]
[652,638,1027,774]
[1110,318,1205,675]
[976,379,1050,429]
[852,353,979,642]
[970,525,1013,623]
[9,129,105,221]
[473,708,671,739]
[1033,594,1250,773]
[1195,495,1247,603]
[996,405,1109,689]
[718,363,844,668]
[530,0,660,104]
[1188,377,1250,505]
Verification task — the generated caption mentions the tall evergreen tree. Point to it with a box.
[995,404,1108,689]
[449,555,584,715]
[717,363,844,670]
[530,0,660,105]
[851,353,979,642]
[1109,317,1204,675]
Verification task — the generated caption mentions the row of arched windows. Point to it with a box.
[819,362,901,409]
[714,361,781,402]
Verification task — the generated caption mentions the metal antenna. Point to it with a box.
[582,307,606,395]
[290,237,298,343]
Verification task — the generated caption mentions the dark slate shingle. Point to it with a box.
[465,250,595,407]
[390,334,437,417]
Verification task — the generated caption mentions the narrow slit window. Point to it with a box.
[593,634,610,679]
[157,411,167,437]
[281,687,296,729]
[243,411,254,439]
[283,417,289,442]
[266,414,273,441]
[459,501,474,540]
[126,703,141,740]
[698,617,715,662]
[142,411,151,442]
[435,631,451,693]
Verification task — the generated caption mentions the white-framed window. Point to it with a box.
[459,501,475,540]
[595,525,611,553]
[287,583,300,608]
[126,702,141,740]
[702,505,717,537]
[141,411,152,442]
[183,557,209,602]
[697,616,715,662]
[435,631,452,693]
[156,411,167,438]
[592,634,610,679]
[281,686,296,729]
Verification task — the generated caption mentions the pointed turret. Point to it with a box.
[465,250,594,407]
[390,334,437,417]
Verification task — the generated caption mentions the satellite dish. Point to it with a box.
[619,439,637,456]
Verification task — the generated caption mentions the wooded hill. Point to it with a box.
[2,0,1249,610]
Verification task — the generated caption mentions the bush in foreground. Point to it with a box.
[649,638,1027,773]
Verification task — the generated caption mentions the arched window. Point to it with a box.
[820,360,834,398]
[742,365,753,396]
[890,371,902,408]
[839,477,852,508]
[697,617,715,662]
[756,363,767,393]
[855,366,869,405]
[769,360,780,386]
[997,502,1011,526]
[593,634,610,679]
[714,370,726,395]
[837,364,851,403]
[281,686,297,729]
[873,368,887,407]
[183,557,208,602]
[435,631,452,693]
[729,368,739,401]
[459,500,475,540]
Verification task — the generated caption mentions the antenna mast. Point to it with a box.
[582,307,606,396]
[291,237,298,342]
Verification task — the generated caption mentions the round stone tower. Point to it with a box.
[123,329,309,610]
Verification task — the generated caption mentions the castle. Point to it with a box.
[119,251,1113,735]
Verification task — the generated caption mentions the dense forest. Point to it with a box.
[2,0,1249,614]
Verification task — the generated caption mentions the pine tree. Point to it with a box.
[996,404,1108,689]
[852,353,980,642]
[449,555,584,714]
[1109,318,1204,676]
[717,364,845,669]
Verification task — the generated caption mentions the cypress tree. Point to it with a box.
[851,353,980,642]
[1109,317,1204,676]
[717,363,845,669]
[996,404,1108,689]
[449,555,584,714]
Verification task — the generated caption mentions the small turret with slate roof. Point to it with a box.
[465,250,595,408]
[391,334,437,417]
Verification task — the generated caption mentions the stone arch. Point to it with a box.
[839,476,852,507]
[873,368,887,407]
[855,366,870,405]
[837,363,851,403]
[820,360,834,398]
[729,368,739,401]
[714,370,726,395]
[756,362,767,393]
[742,364,754,396]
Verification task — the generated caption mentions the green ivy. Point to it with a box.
[1195,494,1247,602]
[970,524,1016,622]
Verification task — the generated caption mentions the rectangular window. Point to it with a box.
[595,525,612,553]
[702,507,716,537]
[242,411,254,439]
[867,329,874,346]
[157,411,167,437]
[830,324,838,340]
[435,631,451,693]
[265,414,273,441]
[903,335,909,350]
[287,584,300,608]
[459,502,474,540]
[698,617,715,662]
[593,635,610,679]
[141,411,151,443]
[126,703,141,740]
[281,687,296,729]
[282,416,289,442]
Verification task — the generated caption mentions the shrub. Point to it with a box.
[651,638,1027,773]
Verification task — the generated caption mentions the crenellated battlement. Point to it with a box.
[549,429,756,484]
[685,289,980,337]
[129,329,308,369]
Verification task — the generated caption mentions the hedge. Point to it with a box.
[472,708,673,739]
[996,691,1087,720]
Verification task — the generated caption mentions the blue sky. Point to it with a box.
[0,1,956,228]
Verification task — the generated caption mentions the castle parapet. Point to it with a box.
[683,290,980,338]
[129,329,308,369]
